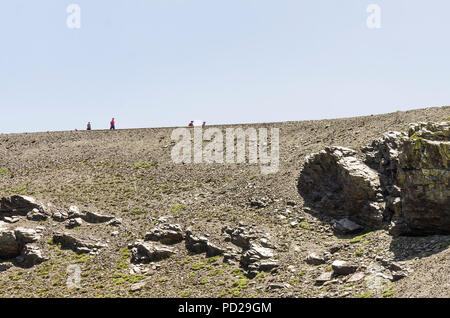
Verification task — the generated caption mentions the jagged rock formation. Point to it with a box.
[0,225,47,267]
[128,241,176,263]
[364,122,449,235]
[145,223,184,245]
[0,195,47,220]
[52,232,107,254]
[299,121,449,235]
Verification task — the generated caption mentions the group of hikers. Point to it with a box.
[85,118,205,131]
[189,121,206,128]
[86,118,115,130]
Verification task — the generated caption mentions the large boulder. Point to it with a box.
[1,226,45,265]
[145,223,183,245]
[298,146,385,228]
[16,244,48,268]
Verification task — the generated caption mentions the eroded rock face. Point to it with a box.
[0,226,47,267]
[184,229,225,257]
[298,146,385,228]
[0,230,21,259]
[52,232,107,254]
[393,122,449,235]
[128,241,176,264]
[67,206,115,224]
[16,244,48,268]
[299,121,449,236]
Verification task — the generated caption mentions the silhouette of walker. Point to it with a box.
[110,118,115,130]
[87,122,91,130]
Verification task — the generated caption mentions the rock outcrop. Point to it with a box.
[299,121,449,235]
[0,226,47,267]
[0,195,47,220]
[52,232,107,254]
[298,146,385,228]
[128,241,176,264]
[145,223,184,245]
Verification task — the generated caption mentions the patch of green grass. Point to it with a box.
[171,204,187,213]
[228,277,250,297]
[180,290,192,297]
[0,168,9,175]
[289,278,300,285]
[231,268,246,279]
[188,273,197,279]
[207,255,220,263]
[200,278,208,285]
[208,269,224,277]
[191,263,205,271]
[159,277,168,283]
[134,162,154,169]
[131,209,145,215]
[355,249,364,257]
[9,274,22,281]
[382,284,396,298]
[71,254,92,263]
[116,248,131,270]
[111,273,145,285]
[350,233,370,244]
[357,291,372,298]
[232,278,249,289]
[298,221,310,230]
[12,185,27,195]
[254,271,265,280]
[296,270,308,277]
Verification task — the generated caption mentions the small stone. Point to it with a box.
[65,218,83,229]
[391,271,408,281]
[305,252,326,265]
[26,208,48,221]
[316,272,333,285]
[333,218,363,234]
[130,281,147,292]
[347,272,365,283]
[3,216,20,223]
[332,260,357,276]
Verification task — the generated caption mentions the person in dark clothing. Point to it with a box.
[110,118,115,130]
[202,121,206,128]
[87,122,92,130]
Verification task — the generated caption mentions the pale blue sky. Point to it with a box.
[1,0,450,133]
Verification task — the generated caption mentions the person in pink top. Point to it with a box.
[110,118,115,130]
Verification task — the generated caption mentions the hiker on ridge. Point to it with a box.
[110,118,115,130]
[188,121,194,127]
[87,122,91,130]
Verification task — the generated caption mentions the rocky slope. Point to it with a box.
[0,106,449,298]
